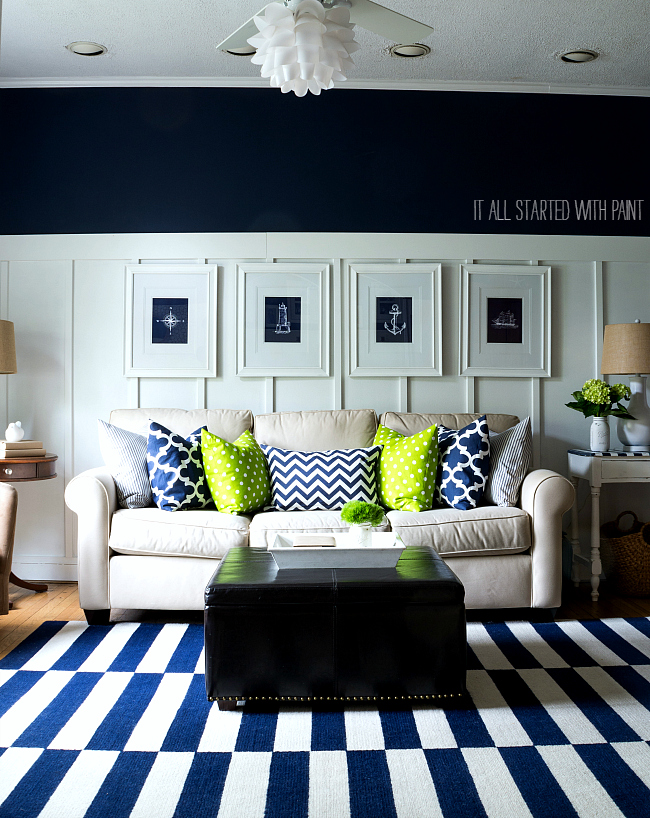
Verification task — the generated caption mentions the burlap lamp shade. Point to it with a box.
[601,321,650,375]
[0,321,17,375]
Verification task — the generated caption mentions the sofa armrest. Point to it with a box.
[65,467,118,611]
[520,469,575,608]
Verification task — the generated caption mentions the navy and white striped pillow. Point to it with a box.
[260,445,382,511]
[97,419,152,509]
[484,417,532,507]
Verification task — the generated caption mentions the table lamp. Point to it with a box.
[601,320,650,451]
[0,321,17,375]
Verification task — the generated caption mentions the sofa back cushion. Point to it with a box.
[254,409,378,450]
[380,412,519,436]
[109,408,253,441]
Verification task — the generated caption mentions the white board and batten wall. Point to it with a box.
[0,231,648,582]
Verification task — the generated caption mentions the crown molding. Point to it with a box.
[0,75,649,96]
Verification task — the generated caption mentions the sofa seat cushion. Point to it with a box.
[386,506,530,557]
[109,507,249,559]
[249,510,390,548]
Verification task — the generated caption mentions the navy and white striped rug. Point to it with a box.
[2,617,650,817]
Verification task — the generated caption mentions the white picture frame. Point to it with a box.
[237,262,330,377]
[460,264,551,377]
[124,264,217,378]
[349,263,442,377]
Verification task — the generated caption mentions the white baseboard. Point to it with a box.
[11,562,78,582]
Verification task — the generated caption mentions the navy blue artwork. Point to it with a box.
[376,297,412,344]
[487,297,523,344]
[265,297,301,343]
[152,297,188,344]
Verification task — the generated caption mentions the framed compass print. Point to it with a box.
[236,263,330,377]
[459,264,551,377]
[125,264,217,377]
[349,263,442,377]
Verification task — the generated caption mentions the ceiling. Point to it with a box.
[1,0,649,93]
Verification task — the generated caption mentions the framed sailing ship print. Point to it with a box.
[125,264,217,377]
[236,263,330,377]
[349,263,442,377]
[459,264,551,377]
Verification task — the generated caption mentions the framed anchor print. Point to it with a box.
[459,264,551,377]
[349,263,442,377]
[125,264,217,377]
[237,263,330,377]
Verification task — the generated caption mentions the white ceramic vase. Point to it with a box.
[349,523,372,547]
[590,416,610,452]
[616,376,650,451]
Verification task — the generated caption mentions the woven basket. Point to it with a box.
[609,520,650,597]
[600,511,644,578]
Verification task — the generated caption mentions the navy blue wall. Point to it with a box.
[0,87,647,235]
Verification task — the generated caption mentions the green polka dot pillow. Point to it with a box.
[373,424,439,512]
[201,428,271,515]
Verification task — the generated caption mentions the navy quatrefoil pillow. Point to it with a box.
[435,416,490,510]
[260,444,382,511]
[147,421,213,512]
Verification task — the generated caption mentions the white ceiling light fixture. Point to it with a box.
[217,0,433,97]
[66,41,107,56]
[248,0,359,96]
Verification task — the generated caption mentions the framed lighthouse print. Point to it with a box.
[237,263,330,377]
[349,263,442,377]
[125,264,217,377]
[459,264,551,377]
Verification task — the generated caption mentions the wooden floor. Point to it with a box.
[2,580,650,661]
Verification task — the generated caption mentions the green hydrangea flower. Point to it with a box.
[611,383,631,401]
[566,377,634,420]
[582,379,610,404]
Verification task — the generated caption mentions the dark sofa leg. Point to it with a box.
[532,608,558,623]
[85,609,110,625]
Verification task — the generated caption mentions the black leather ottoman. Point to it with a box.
[204,544,466,709]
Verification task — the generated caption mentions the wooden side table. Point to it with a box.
[568,448,650,601]
[0,454,58,599]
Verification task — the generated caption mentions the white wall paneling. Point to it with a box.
[64,264,74,561]
[127,378,139,409]
[0,233,648,580]
[398,377,408,413]
[7,260,73,580]
[264,377,274,414]
[465,377,475,413]
[530,378,541,470]
[0,261,9,434]
[593,261,604,380]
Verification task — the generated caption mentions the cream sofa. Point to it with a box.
[65,408,574,623]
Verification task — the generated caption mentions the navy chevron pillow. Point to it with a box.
[260,445,382,511]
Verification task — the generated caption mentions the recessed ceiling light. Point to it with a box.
[225,46,257,56]
[390,43,431,58]
[66,41,107,57]
[560,49,598,63]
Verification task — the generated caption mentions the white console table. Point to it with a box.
[568,448,650,601]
